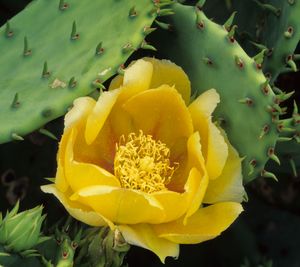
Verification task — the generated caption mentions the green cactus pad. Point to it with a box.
[152,3,280,182]
[276,101,300,143]
[272,139,300,178]
[0,0,159,144]
[203,0,300,83]
[254,0,300,83]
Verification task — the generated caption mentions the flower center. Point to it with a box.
[114,131,177,193]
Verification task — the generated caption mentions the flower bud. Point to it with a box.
[0,202,45,252]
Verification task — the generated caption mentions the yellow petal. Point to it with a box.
[73,185,167,224]
[154,202,243,244]
[57,96,95,192]
[206,122,228,179]
[123,59,153,90]
[64,97,96,130]
[73,118,116,172]
[123,85,193,151]
[189,89,228,179]
[152,190,189,222]
[109,59,153,96]
[170,131,206,191]
[64,129,120,192]
[183,167,208,223]
[109,57,191,105]
[118,224,179,263]
[66,160,120,192]
[55,128,73,192]
[109,75,123,91]
[186,132,206,175]
[204,139,244,203]
[55,158,68,192]
[117,59,153,103]
[85,89,120,145]
[41,184,112,227]
[143,57,191,105]
[108,101,136,140]
[104,60,154,139]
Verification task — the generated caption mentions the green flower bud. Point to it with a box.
[85,227,130,267]
[0,202,45,252]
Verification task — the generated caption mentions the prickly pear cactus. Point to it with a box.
[1,0,300,266]
[38,217,82,267]
[0,0,160,144]
[259,0,300,83]
[152,2,282,182]
[203,0,300,83]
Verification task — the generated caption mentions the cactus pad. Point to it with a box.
[0,0,158,144]
[152,3,280,182]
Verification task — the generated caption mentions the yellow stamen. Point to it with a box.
[114,131,177,193]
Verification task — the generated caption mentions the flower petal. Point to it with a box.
[189,89,228,179]
[180,132,209,221]
[204,139,244,203]
[109,75,124,91]
[73,119,116,172]
[109,57,191,105]
[55,129,71,192]
[63,128,120,193]
[152,190,189,222]
[123,59,153,91]
[41,185,112,227]
[206,123,228,180]
[55,158,68,192]
[184,167,208,223]
[108,101,136,140]
[186,132,206,174]
[106,60,154,137]
[143,57,191,105]
[57,97,96,191]
[153,202,243,244]
[117,59,153,103]
[118,224,179,263]
[170,131,206,192]
[72,185,167,224]
[123,85,193,152]
[64,97,96,130]
[85,89,120,145]
[66,161,120,192]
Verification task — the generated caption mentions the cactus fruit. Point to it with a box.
[0,0,164,144]
[152,2,280,182]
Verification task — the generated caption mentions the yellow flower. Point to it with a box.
[41,58,244,262]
